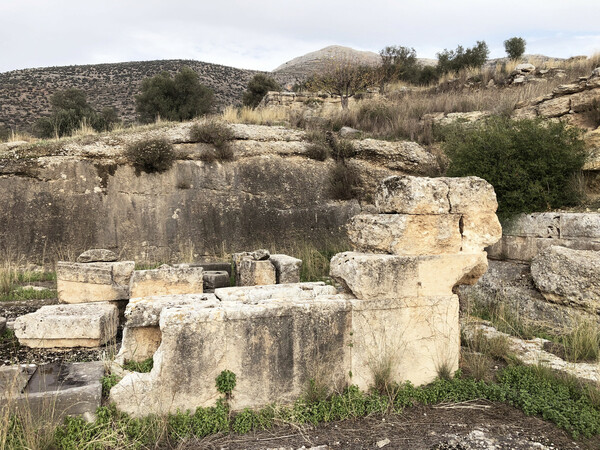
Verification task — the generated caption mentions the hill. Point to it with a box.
[0,59,293,131]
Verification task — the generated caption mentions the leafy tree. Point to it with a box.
[437,41,489,74]
[504,37,526,60]
[378,46,418,93]
[135,66,214,123]
[307,59,374,109]
[443,116,586,217]
[242,74,281,108]
[34,88,114,138]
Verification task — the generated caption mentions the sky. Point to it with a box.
[1,0,600,73]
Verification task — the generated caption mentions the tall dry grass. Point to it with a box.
[221,105,289,125]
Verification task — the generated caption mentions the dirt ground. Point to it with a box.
[185,402,599,450]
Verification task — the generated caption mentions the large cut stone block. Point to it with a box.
[350,296,460,390]
[0,362,104,419]
[531,246,600,313]
[236,259,276,286]
[461,213,502,253]
[118,294,218,363]
[348,214,461,255]
[375,176,497,214]
[129,265,204,298]
[14,303,118,348]
[57,261,135,303]
[330,252,487,300]
[110,299,352,417]
[269,254,302,283]
[203,270,230,290]
[214,282,338,303]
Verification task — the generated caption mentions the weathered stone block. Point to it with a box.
[375,176,497,215]
[461,213,502,253]
[236,259,276,286]
[203,270,230,290]
[118,326,162,363]
[269,254,302,283]
[330,252,487,300]
[129,265,204,298]
[76,249,117,263]
[537,96,571,117]
[0,362,104,419]
[125,293,219,328]
[110,299,352,417]
[531,246,600,313]
[215,282,338,303]
[57,261,135,303]
[347,214,461,255]
[350,296,460,390]
[14,303,118,348]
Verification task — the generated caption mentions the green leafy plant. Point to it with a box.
[135,66,214,123]
[123,357,154,373]
[101,373,120,398]
[504,37,526,60]
[125,137,175,174]
[443,116,587,218]
[437,41,489,74]
[215,369,237,399]
[242,74,281,108]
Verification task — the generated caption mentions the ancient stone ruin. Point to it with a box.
[101,175,501,417]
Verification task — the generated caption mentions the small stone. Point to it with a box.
[516,63,535,73]
[377,438,391,448]
[339,126,361,137]
[76,249,118,263]
[250,249,271,261]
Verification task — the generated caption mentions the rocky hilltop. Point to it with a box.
[0,60,294,131]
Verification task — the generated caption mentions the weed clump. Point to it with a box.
[190,120,235,161]
[125,137,175,174]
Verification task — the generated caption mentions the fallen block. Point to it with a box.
[215,282,338,303]
[57,261,135,303]
[129,265,204,298]
[269,254,302,284]
[203,270,230,290]
[14,303,118,348]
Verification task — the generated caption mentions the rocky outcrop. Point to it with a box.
[0,123,438,263]
[531,246,600,313]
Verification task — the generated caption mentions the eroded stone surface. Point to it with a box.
[125,293,219,328]
[269,254,302,284]
[236,259,276,286]
[531,246,600,313]
[57,261,135,303]
[76,249,118,263]
[215,282,337,303]
[330,252,487,300]
[14,303,118,348]
[129,265,204,298]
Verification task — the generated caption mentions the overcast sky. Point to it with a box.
[1,0,600,73]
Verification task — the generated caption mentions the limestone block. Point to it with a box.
[375,176,450,214]
[375,175,497,214]
[461,213,502,252]
[531,246,600,313]
[560,213,600,240]
[347,214,462,255]
[215,282,338,304]
[502,213,561,238]
[236,259,276,286]
[76,249,117,263]
[203,270,230,290]
[110,299,352,417]
[329,252,488,300]
[269,254,302,283]
[192,262,232,277]
[117,326,162,363]
[14,303,118,348]
[570,88,600,113]
[537,96,570,118]
[0,362,104,419]
[129,265,204,298]
[350,296,460,390]
[57,261,135,303]
[125,293,218,328]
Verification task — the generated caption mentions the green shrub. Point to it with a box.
[135,66,214,123]
[215,369,236,398]
[504,37,526,60]
[305,142,330,161]
[125,137,175,174]
[242,74,281,108]
[443,116,587,217]
[437,41,489,74]
[123,357,154,373]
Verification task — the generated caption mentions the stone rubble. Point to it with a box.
[76,248,118,263]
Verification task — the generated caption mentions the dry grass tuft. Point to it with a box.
[221,106,289,125]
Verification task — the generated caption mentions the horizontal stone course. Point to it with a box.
[57,261,135,303]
